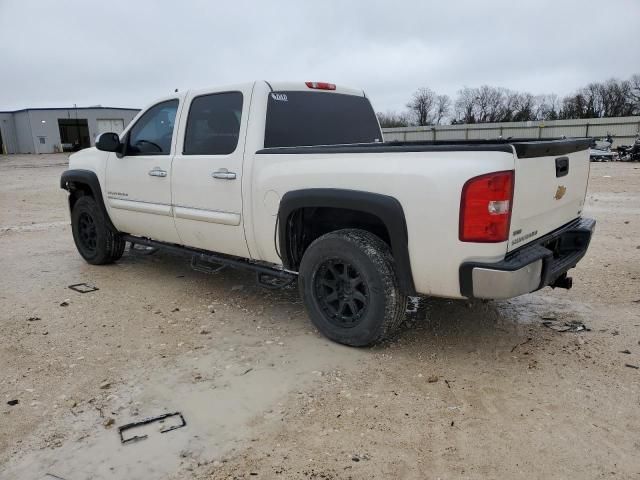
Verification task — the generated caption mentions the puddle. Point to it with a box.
[496,294,594,326]
[1,333,362,480]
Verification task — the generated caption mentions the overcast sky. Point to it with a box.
[1,0,639,113]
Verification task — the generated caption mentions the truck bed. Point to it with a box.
[257,136,593,296]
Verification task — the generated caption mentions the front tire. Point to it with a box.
[71,195,125,265]
[298,229,407,346]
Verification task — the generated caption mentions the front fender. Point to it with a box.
[60,169,117,232]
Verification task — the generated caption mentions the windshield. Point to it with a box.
[264,91,382,148]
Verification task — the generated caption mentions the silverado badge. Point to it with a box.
[554,185,567,200]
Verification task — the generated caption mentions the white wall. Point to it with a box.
[383,116,640,147]
[13,111,35,153]
[0,113,18,154]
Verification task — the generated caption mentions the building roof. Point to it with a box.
[0,106,140,114]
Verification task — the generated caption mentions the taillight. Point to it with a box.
[305,81,336,90]
[459,170,514,242]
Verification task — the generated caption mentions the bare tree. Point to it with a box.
[376,110,411,128]
[407,87,437,126]
[582,82,604,118]
[599,79,635,117]
[435,95,451,125]
[508,92,536,121]
[454,86,509,123]
[454,87,478,123]
[559,93,588,119]
[475,85,506,123]
[558,76,639,119]
[630,74,640,114]
[391,73,640,127]
[535,94,560,120]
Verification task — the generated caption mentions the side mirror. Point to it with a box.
[96,132,121,152]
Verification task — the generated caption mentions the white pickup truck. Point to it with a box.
[61,80,595,346]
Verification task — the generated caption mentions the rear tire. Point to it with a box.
[71,195,125,265]
[298,229,407,347]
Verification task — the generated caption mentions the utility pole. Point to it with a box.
[74,103,81,150]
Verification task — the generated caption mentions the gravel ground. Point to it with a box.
[1,154,639,480]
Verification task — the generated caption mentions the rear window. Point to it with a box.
[264,91,382,148]
[183,92,243,155]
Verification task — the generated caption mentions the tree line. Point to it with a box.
[377,74,640,128]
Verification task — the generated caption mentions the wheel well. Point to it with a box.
[61,169,119,233]
[283,207,391,270]
[278,189,416,295]
[67,182,94,210]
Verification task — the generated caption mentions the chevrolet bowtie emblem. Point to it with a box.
[554,185,567,200]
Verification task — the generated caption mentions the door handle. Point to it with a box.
[555,156,569,177]
[148,167,167,178]
[211,169,237,180]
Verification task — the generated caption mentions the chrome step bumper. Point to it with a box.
[459,217,596,300]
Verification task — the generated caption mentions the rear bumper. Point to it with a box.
[459,217,596,299]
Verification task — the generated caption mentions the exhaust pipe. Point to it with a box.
[551,274,573,290]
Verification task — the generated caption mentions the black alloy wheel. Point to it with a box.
[314,258,369,328]
[77,211,98,253]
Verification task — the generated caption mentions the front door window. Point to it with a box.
[127,100,178,156]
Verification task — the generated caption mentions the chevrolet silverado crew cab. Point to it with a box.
[61,81,595,346]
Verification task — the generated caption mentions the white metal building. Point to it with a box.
[0,107,139,154]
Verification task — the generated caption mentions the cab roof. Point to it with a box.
[265,81,365,97]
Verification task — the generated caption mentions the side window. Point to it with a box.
[183,92,243,155]
[127,99,178,156]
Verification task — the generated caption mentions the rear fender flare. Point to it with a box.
[278,188,416,295]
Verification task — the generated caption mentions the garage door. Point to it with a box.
[97,119,125,135]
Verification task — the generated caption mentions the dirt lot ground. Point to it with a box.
[0,153,639,480]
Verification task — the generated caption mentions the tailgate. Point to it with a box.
[508,139,591,251]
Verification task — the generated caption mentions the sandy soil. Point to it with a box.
[0,154,639,480]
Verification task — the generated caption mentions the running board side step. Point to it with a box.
[256,271,296,289]
[122,235,297,288]
[191,254,227,274]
